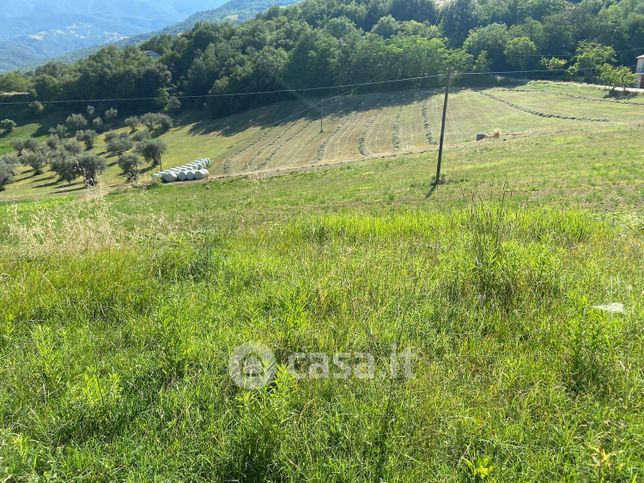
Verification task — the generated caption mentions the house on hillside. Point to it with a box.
[636,55,644,88]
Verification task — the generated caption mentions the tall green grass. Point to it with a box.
[0,194,640,480]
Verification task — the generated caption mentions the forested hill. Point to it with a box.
[1,0,642,120]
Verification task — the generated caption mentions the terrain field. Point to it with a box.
[0,81,642,479]
[1,80,643,200]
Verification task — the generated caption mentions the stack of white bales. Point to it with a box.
[154,159,211,183]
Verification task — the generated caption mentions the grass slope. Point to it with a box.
[0,111,642,479]
[1,81,642,201]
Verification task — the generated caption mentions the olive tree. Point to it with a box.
[118,153,143,181]
[1,119,17,133]
[136,139,167,169]
[76,154,106,187]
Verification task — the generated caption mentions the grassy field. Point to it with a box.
[1,80,643,201]
[0,93,642,480]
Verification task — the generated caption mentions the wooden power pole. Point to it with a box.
[434,69,451,187]
[320,98,324,132]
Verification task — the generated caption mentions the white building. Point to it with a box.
[637,55,644,89]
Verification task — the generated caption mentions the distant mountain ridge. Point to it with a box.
[31,0,303,68]
[0,0,227,72]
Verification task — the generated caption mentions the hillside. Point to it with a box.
[0,81,642,200]
[0,81,642,479]
[0,0,226,72]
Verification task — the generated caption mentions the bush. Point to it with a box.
[76,154,106,187]
[1,119,17,133]
[118,153,143,181]
[598,64,637,93]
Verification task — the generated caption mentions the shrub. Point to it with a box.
[140,112,174,132]
[118,153,143,181]
[76,154,106,187]
[598,64,637,94]
[1,119,17,133]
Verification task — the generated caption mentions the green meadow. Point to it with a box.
[0,85,642,480]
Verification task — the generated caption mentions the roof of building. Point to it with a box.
[638,54,644,59]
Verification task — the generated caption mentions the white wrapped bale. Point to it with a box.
[162,172,178,183]
[177,171,187,181]
[194,169,209,180]
[186,171,196,181]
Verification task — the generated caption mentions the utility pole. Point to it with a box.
[433,69,451,188]
[320,98,324,132]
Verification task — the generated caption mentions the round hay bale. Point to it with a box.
[186,171,196,181]
[162,172,177,183]
[194,170,206,180]
[177,171,187,181]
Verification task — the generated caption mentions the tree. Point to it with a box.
[1,119,17,133]
[572,41,616,81]
[107,135,133,156]
[76,130,97,150]
[372,16,400,39]
[0,155,18,191]
[104,108,119,121]
[598,64,637,94]
[92,117,104,132]
[76,154,106,187]
[166,96,182,113]
[140,113,174,132]
[51,156,80,184]
[541,57,567,71]
[136,139,167,169]
[473,51,491,73]
[46,135,62,150]
[62,140,83,155]
[12,138,38,155]
[125,116,141,132]
[49,124,68,138]
[22,149,48,175]
[441,0,479,47]
[118,153,143,181]
[66,113,88,131]
[504,37,537,70]
[86,105,96,117]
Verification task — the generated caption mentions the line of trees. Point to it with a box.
[0,0,641,121]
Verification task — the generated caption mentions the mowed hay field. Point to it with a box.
[0,98,643,480]
[0,80,643,200]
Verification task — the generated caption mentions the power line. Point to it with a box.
[0,68,599,107]
[475,45,644,59]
